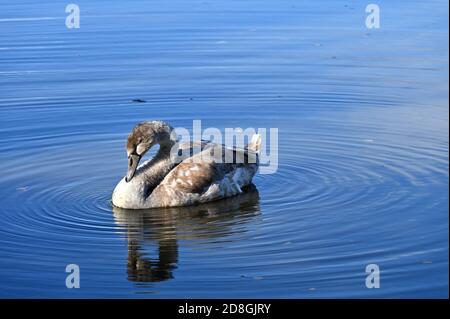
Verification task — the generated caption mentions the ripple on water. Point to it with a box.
[0,100,446,297]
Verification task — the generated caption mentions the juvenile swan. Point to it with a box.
[112,121,261,209]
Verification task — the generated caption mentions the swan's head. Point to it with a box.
[125,121,173,182]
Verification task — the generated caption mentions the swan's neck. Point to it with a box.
[112,141,177,209]
[134,142,175,188]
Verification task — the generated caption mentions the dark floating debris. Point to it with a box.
[132,99,146,103]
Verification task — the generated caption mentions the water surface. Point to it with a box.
[0,0,448,298]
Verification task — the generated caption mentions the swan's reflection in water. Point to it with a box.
[112,185,260,283]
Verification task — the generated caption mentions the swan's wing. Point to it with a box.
[170,144,257,192]
[150,145,258,206]
[161,152,236,194]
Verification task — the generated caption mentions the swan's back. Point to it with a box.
[149,143,259,207]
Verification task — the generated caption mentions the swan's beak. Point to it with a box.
[125,154,141,182]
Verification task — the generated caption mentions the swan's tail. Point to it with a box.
[247,133,262,153]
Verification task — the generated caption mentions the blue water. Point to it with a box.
[0,0,448,298]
